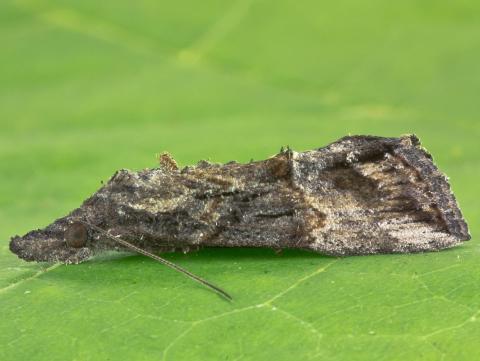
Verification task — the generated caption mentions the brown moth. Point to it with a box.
[9,135,470,299]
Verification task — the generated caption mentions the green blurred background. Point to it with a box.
[1,0,479,360]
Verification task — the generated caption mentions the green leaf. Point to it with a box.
[0,0,479,360]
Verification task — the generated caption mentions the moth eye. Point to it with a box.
[65,222,88,248]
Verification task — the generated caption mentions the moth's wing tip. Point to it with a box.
[386,134,470,242]
[308,134,470,255]
[449,221,471,243]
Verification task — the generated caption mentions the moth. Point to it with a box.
[10,135,470,299]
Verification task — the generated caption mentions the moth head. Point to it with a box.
[9,216,97,264]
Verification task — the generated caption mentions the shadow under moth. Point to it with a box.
[10,135,470,300]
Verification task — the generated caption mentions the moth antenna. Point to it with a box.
[79,221,232,301]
